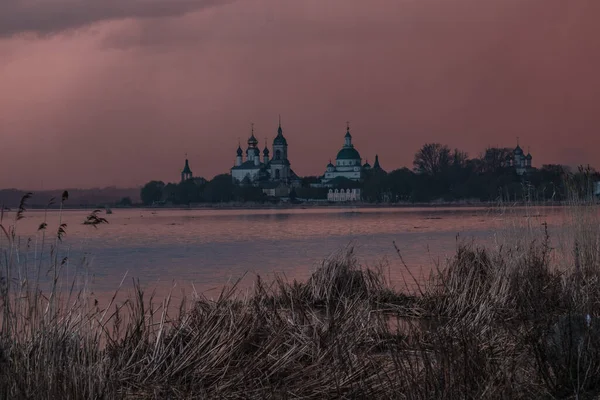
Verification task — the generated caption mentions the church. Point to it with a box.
[505,141,533,175]
[230,119,300,186]
[179,158,207,185]
[321,124,383,185]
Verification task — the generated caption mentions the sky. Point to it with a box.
[1,0,599,189]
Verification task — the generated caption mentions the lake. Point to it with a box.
[2,206,563,299]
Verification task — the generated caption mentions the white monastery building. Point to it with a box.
[321,124,383,185]
[230,119,300,186]
[327,188,361,202]
[505,141,533,175]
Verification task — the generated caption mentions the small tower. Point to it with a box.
[181,156,193,182]
[513,138,524,168]
[513,138,528,175]
[263,139,270,164]
[363,158,371,170]
[254,149,260,166]
[246,123,259,162]
[270,115,291,181]
[526,147,532,168]
[344,122,353,147]
[327,159,335,172]
[235,142,243,167]
[272,116,288,160]
[373,154,382,171]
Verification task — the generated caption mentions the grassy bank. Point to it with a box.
[1,196,600,398]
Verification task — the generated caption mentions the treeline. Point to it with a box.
[140,175,332,206]
[362,144,599,203]
[0,187,139,208]
[141,175,275,206]
[140,143,599,206]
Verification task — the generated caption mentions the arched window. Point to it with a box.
[275,169,280,179]
[275,150,282,160]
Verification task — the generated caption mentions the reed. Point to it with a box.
[1,192,600,399]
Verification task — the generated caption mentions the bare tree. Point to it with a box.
[480,147,513,173]
[451,149,469,168]
[413,143,451,176]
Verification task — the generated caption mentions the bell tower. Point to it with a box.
[181,155,193,182]
[270,115,291,181]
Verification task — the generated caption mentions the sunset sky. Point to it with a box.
[1,0,599,189]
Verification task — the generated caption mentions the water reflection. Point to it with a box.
[1,206,577,300]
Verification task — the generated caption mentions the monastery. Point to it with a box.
[180,121,384,201]
[505,141,533,175]
[230,119,301,187]
[321,124,383,185]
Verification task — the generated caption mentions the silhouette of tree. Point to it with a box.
[413,143,451,176]
[386,168,414,202]
[203,174,236,203]
[480,147,513,173]
[117,197,133,207]
[140,181,165,205]
[362,168,388,202]
[234,185,265,202]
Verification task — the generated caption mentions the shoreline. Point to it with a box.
[19,199,589,211]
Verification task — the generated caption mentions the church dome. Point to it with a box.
[336,147,361,160]
[263,146,270,155]
[237,146,243,156]
[526,153,532,160]
[514,145,523,155]
[248,134,258,146]
[273,125,287,146]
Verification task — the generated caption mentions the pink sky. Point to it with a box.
[1,0,599,189]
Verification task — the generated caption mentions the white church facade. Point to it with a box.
[230,120,300,186]
[320,124,383,185]
[505,141,533,175]
[327,188,361,202]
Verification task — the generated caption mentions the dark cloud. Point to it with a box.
[2,0,600,189]
[0,0,231,37]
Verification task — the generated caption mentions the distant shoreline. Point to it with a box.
[16,200,586,212]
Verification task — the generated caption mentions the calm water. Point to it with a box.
[2,207,560,298]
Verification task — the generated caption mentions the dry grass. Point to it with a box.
[2,192,600,399]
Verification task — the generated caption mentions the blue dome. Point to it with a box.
[514,145,523,155]
[336,147,361,160]
[237,146,243,156]
[248,134,258,146]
